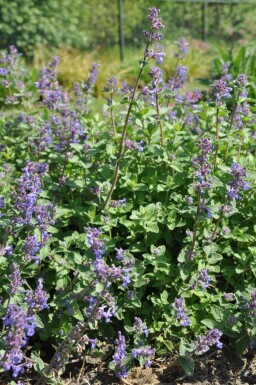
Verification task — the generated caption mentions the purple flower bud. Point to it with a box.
[211,79,232,101]
[174,37,189,59]
[172,297,190,327]
[228,162,249,200]
[112,332,128,378]
[194,329,223,354]
[9,263,22,295]
[235,74,248,87]
[0,68,8,75]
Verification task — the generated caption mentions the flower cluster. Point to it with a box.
[12,161,55,263]
[194,329,223,354]
[13,161,48,225]
[85,227,106,259]
[0,46,28,105]
[246,291,256,317]
[132,346,156,368]
[112,332,128,378]
[73,63,99,113]
[9,262,22,295]
[166,65,188,95]
[25,278,48,312]
[211,78,232,102]
[125,139,143,152]
[35,57,68,111]
[143,7,165,66]
[221,61,232,82]
[192,137,213,193]
[172,297,190,327]
[228,162,249,200]
[192,269,211,291]
[174,37,189,60]
[0,304,36,377]
[134,317,150,337]
[235,73,248,88]
[110,198,127,208]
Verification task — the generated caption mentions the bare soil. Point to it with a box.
[66,345,256,385]
[1,346,256,385]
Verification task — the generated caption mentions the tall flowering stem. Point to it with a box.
[224,74,248,162]
[156,90,164,147]
[191,190,201,253]
[213,104,220,171]
[190,138,213,253]
[224,91,240,162]
[102,7,164,210]
[102,51,149,210]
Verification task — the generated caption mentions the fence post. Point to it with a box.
[202,0,207,42]
[118,0,125,61]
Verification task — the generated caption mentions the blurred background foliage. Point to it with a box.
[0,0,255,92]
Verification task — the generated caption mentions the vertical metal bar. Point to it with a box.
[202,0,207,42]
[118,0,124,61]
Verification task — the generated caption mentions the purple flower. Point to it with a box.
[0,68,8,75]
[166,65,188,93]
[0,197,4,208]
[107,76,118,87]
[134,317,150,338]
[228,162,249,200]
[3,245,13,256]
[1,304,36,377]
[222,226,230,235]
[192,137,213,193]
[198,269,211,291]
[89,338,97,349]
[112,332,128,378]
[115,247,126,261]
[194,329,223,354]
[148,66,163,86]
[246,291,256,317]
[121,82,133,96]
[23,235,41,263]
[85,227,106,259]
[221,62,232,82]
[125,139,143,152]
[25,278,48,311]
[235,74,248,87]
[145,48,166,64]
[132,346,156,368]
[13,161,49,226]
[224,292,234,301]
[172,297,190,327]
[174,37,189,59]
[211,79,232,101]
[9,263,22,295]
[148,7,164,30]
[110,198,126,208]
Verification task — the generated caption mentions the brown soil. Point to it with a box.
[66,346,256,385]
[1,346,256,385]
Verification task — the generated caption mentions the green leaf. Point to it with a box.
[179,356,195,376]
[201,319,217,328]
[31,351,45,373]
[235,333,250,356]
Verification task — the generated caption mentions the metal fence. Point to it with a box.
[117,0,256,60]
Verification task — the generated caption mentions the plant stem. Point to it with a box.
[110,92,116,138]
[213,105,219,171]
[156,91,165,147]
[224,91,240,162]
[102,39,151,210]
[191,191,201,253]
[210,197,228,241]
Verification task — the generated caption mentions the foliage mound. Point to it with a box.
[0,6,255,385]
